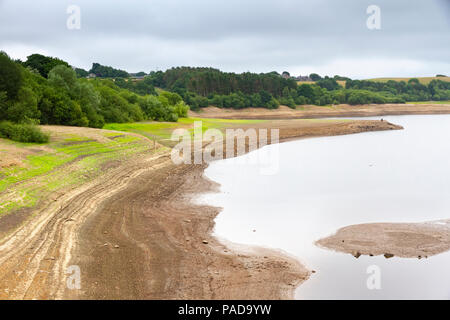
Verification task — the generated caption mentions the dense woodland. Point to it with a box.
[144,67,450,110]
[1,52,450,142]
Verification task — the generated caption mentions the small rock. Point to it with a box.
[103,243,108,246]
[202,240,209,244]
[103,231,108,234]
[354,252,361,259]
[384,253,394,259]
[311,270,316,274]
[114,245,120,249]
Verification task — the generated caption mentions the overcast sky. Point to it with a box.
[0,0,449,78]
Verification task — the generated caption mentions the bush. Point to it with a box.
[173,101,189,118]
[0,121,49,143]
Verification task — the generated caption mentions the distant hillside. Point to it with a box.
[300,77,450,88]
[367,76,450,85]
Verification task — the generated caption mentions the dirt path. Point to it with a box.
[0,119,401,300]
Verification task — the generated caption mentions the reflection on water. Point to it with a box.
[200,115,450,299]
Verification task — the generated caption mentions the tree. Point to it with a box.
[138,95,179,122]
[39,86,87,126]
[24,54,70,78]
[90,63,129,78]
[6,86,40,123]
[133,77,157,95]
[0,91,8,120]
[297,84,315,102]
[160,91,183,105]
[0,52,23,100]
[48,65,78,92]
[309,73,322,81]
[259,90,272,105]
[316,78,340,91]
[75,68,89,78]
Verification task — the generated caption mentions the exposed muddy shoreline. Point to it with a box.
[65,119,402,299]
[190,103,450,120]
[0,118,409,300]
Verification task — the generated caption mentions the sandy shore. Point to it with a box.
[0,118,401,300]
[190,103,450,120]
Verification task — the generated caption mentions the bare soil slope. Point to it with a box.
[190,104,450,120]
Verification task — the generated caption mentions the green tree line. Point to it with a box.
[142,68,450,110]
[0,52,189,136]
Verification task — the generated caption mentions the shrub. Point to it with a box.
[0,121,49,143]
[173,101,189,118]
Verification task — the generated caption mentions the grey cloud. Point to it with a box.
[0,0,449,78]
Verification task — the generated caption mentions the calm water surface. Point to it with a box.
[199,115,450,299]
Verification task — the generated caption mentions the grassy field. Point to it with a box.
[297,80,346,87]
[367,77,450,85]
[104,117,265,144]
[0,127,156,217]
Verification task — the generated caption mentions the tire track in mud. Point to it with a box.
[68,162,308,300]
[0,153,171,299]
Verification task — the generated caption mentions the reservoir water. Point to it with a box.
[200,115,450,299]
